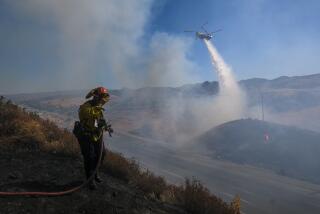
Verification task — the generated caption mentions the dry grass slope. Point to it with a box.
[0,96,240,214]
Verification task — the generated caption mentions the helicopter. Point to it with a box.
[184,23,222,40]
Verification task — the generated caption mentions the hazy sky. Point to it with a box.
[1,0,320,94]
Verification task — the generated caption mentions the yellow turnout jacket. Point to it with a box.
[78,100,105,142]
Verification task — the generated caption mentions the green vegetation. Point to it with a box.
[0,96,240,214]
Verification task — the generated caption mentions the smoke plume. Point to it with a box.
[4,0,201,92]
[142,40,247,146]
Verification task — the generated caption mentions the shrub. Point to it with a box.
[102,151,167,198]
[230,195,241,213]
[171,179,240,214]
[103,151,140,182]
[134,169,167,199]
[0,100,79,155]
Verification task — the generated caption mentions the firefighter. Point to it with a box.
[77,87,112,190]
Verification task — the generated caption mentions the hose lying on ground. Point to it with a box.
[0,141,104,197]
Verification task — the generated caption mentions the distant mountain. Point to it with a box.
[113,73,320,114]
[257,74,320,89]
[8,73,320,110]
[239,73,320,89]
[193,119,320,184]
[6,73,320,133]
[241,74,320,112]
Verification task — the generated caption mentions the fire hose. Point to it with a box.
[0,139,105,197]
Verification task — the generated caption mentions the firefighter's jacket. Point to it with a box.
[78,100,105,142]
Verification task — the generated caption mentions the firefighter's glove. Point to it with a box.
[108,126,114,134]
[98,119,107,129]
[105,123,113,137]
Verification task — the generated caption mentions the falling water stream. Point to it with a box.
[203,39,247,118]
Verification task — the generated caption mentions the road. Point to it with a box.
[106,132,320,214]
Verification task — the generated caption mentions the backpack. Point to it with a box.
[73,121,84,140]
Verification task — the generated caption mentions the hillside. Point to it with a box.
[0,97,240,214]
[193,119,320,184]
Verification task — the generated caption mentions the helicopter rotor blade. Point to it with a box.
[184,30,195,32]
[201,22,209,34]
[211,29,222,34]
[201,21,209,28]
[201,27,209,34]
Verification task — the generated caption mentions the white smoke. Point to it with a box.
[145,32,200,87]
[5,0,200,91]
